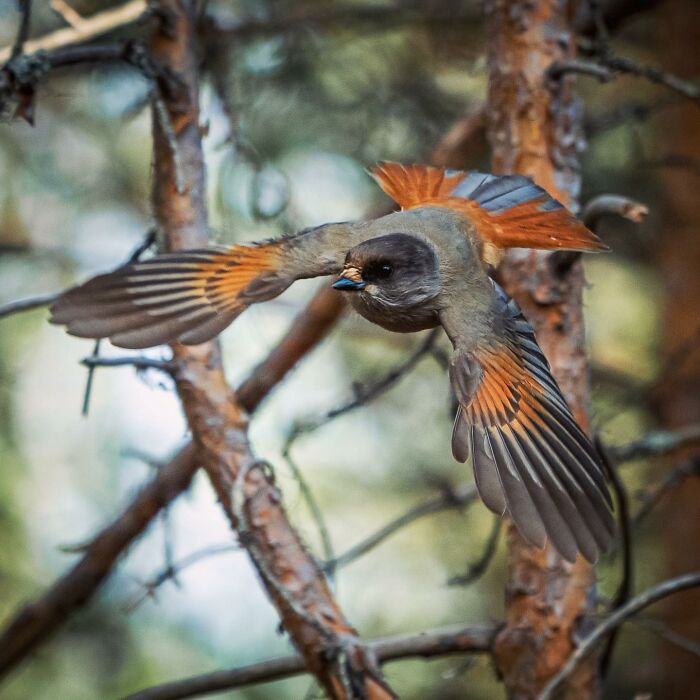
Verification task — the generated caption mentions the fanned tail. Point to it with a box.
[369,162,608,264]
[50,243,287,348]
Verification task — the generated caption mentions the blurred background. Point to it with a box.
[1,1,699,698]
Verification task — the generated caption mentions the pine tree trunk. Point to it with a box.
[485,1,601,697]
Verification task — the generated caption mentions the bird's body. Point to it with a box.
[50,163,615,563]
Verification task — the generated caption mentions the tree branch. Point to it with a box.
[203,6,477,43]
[147,3,394,697]
[326,483,478,574]
[0,292,60,319]
[633,459,700,527]
[550,55,700,105]
[0,443,198,679]
[0,0,148,63]
[80,355,176,374]
[610,423,700,463]
[123,623,497,700]
[284,328,441,454]
[537,572,700,700]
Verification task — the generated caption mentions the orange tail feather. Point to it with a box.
[369,162,608,260]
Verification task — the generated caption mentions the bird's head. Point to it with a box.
[332,233,441,310]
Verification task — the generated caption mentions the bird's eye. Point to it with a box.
[377,263,393,279]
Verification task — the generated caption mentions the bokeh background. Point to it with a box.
[1,1,699,698]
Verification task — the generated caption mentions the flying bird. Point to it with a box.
[51,163,614,563]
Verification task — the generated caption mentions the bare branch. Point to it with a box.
[50,0,86,30]
[630,616,700,658]
[553,193,648,275]
[123,623,497,700]
[124,543,238,612]
[537,572,700,700]
[203,6,477,43]
[0,443,198,679]
[430,106,487,169]
[595,438,633,676]
[325,483,477,573]
[610,424,700,463]
[284,328,441,453]
[81,356,176,374]
[581,194,649,229]
[236,285,345,413]
[8,0,32,61]
[448,516,502,587]
[550,56,700,105]
[0,0,148,63]
[0,292,59,319]
[549,58,614,82]
[633,460,700,527]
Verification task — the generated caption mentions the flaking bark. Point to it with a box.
[485,1,600,698]
[148,2,394,697]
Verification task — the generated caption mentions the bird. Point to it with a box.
[50,162,615,563]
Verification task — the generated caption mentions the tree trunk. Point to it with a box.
[485,1,600,698]
[655,1,700,696]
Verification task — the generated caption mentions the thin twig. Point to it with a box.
[50,0,86,30]
[550,56,700,105]
[325,483,477,573]
[0,0,148,63]
[632,460,700,527]
[0,292,59,319]
[581,194,648,229]
[610,424,700,463]
[123,623,497,700]
[9,0,32,60]
[552,193,648,275]
[81,339,102,416]
[448,516,502,587]
[80,356,176,373]
[203,6,477,42]
[81,230,156,416]
[536,572,700,700]
[284,327,441,453]
[124,544,238,612]
[0,443,198,679]
[595,437,632,676]
[284,451,335,571]
[630,616,700,658]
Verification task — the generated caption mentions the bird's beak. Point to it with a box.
[332,267,365,291]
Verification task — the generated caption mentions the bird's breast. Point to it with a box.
[349,293,440,333]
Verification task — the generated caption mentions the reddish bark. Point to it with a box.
[149,2,394,697]
[485,1,600,698]
[654,0,700,695]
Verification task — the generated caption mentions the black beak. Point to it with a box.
[332,278,366,291]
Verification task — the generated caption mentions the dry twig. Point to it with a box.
[0,0,148,63]
[123,624,497,700]
[537,572,700,700]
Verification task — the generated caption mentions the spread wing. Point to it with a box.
[50,223,354,349]
[370,162,608,265]
[440,284,614,563]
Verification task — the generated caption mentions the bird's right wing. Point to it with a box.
[50,223,354,349]
[440,283,615,563]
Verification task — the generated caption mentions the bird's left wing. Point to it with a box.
[440,283,614,563]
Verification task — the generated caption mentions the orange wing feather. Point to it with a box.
[448,288,615,562]
[50,243,287,348]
